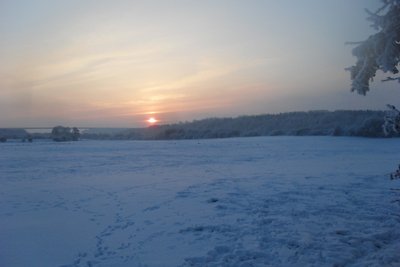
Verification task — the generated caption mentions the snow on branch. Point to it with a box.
[348,0,400,95]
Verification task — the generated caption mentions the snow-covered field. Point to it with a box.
[0,137,399,267]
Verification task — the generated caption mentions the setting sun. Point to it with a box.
[147,117,158,124]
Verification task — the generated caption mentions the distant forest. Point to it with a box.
[82,110,398,140]
[2,110,397,141]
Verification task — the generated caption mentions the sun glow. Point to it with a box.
[147,117,158,124]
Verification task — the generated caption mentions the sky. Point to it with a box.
[1,0,399,128]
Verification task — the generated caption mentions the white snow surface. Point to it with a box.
[0,136,399,267]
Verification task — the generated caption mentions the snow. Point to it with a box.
[0,136,399,267]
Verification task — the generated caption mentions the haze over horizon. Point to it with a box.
[1,0,400,128]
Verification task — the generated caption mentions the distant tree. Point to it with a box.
[51,126,80,142]
[356,117,385,137]
[332,126,343,136]
[72,127,80,141]
[391,164,400,179]
[383,104,400,135]
[52,126,70,142]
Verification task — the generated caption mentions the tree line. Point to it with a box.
[83,110,398,140]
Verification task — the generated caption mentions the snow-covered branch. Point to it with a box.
[348,0,400,95]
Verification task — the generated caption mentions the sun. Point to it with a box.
[147,117,158,124]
